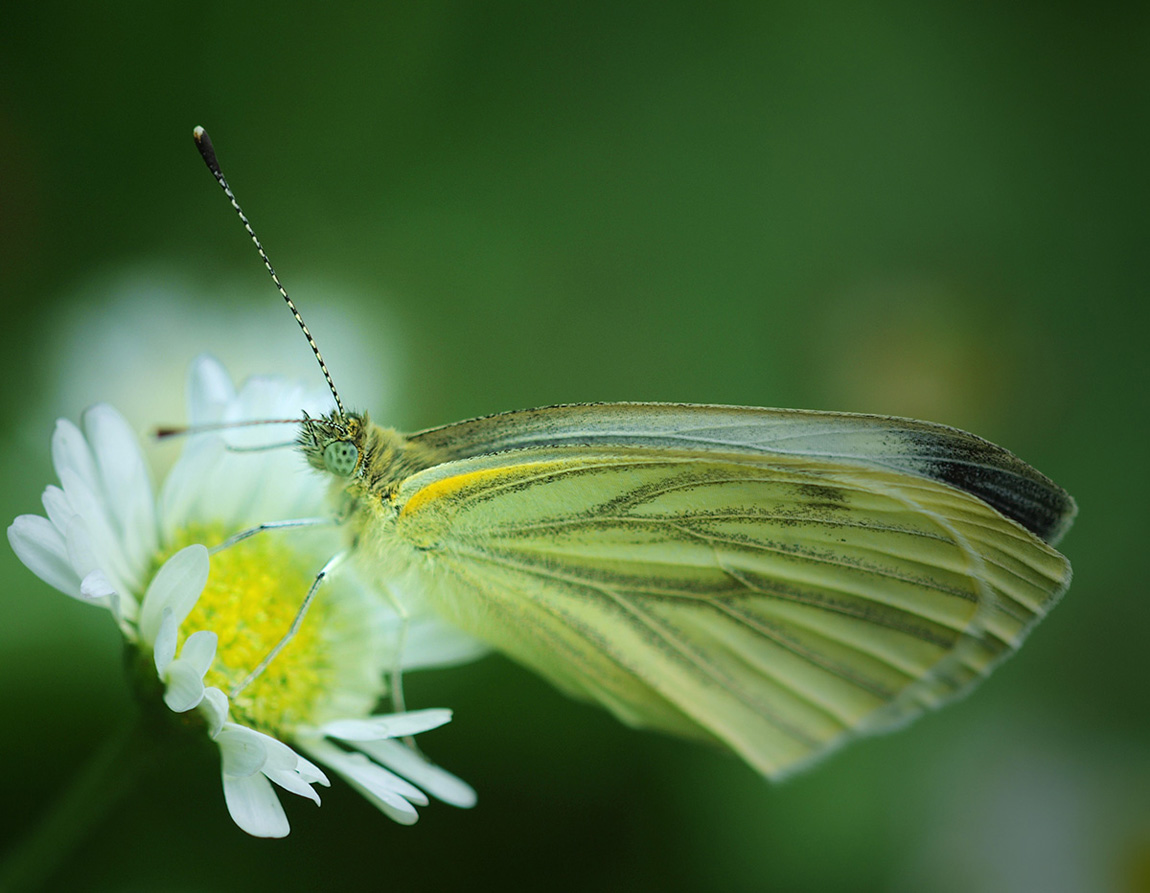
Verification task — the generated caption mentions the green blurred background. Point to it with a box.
[2,3,1147,891]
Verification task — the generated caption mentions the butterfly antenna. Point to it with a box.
[154,417,303,440]
[192,126,346,418]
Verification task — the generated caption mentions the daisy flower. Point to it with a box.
[8,355,486,838]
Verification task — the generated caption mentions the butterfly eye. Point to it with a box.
[323,441,359,477]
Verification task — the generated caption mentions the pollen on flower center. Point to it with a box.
[162,525,335,737]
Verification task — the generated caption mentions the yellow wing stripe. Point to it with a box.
[399,461,553,518]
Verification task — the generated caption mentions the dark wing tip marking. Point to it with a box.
[900,429,1077,545]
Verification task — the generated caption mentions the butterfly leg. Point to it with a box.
[229,549,350,697]
[210,517,334,554]
[378,584,424,752]
[388,602,410,715]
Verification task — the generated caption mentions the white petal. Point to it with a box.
[63,517,100,581]
[153,607,178,675]
[50,418,98,494]
[303,738,426,823]
[222,771,290,838]
[8,515,82,599]
[107,591,127,634]
[320,709,453,742]
[200,688,229,735]
[138,545,209,646]
[162,660,206,712]
[193,449,260,528]
[262,766,322,805]
[259,732,310,772]
[83,404,158,571]
[216,724,269,777]
[346,773,421,825]
[218,726,327,806]
[180,630,218,677]
[64,522,135,620]
[64,516,136,619]
[292,752,330,787]
[276,735,332,786]
[234,377,310,433]
[158,437,224,538]
[63,521,135,621]
[188,354,236,424]
[79,569,115,604]
[57,467,138,592]
[41,485,74,534]
[357,738,477,808]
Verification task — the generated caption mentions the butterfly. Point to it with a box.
[194,127,1075,779]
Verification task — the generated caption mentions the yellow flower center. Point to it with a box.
[163,524,334,737]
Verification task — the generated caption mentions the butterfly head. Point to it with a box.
[299,410,369,478]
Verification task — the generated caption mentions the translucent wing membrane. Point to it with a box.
[410,404,1076,545]
[391,445,1071,778]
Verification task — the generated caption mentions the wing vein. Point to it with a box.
[455,545,892,742]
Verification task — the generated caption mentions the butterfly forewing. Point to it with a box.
[384,428,1071,778]
[407,403,1075,545]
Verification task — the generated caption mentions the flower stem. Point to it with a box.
[0,720,157,892]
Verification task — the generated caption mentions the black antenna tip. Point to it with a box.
[193,126,221,175]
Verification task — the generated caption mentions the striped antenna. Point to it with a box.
[192,126,346,418]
